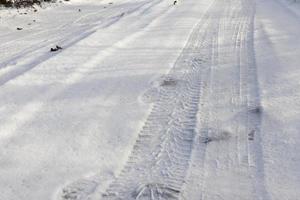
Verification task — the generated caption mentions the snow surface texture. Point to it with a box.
[0,0,300,200]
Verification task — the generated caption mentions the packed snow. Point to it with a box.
[0,0,300,200]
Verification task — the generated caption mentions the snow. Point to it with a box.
[0,0,300,199]
[255,0,300,199]
[278,0,300,17]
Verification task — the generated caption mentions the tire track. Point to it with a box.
[242,1,271,199]
[98,2,218,200]
[232,0,271,199]
[183,0,270,199]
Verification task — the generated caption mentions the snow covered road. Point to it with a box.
[0,0,300,199]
